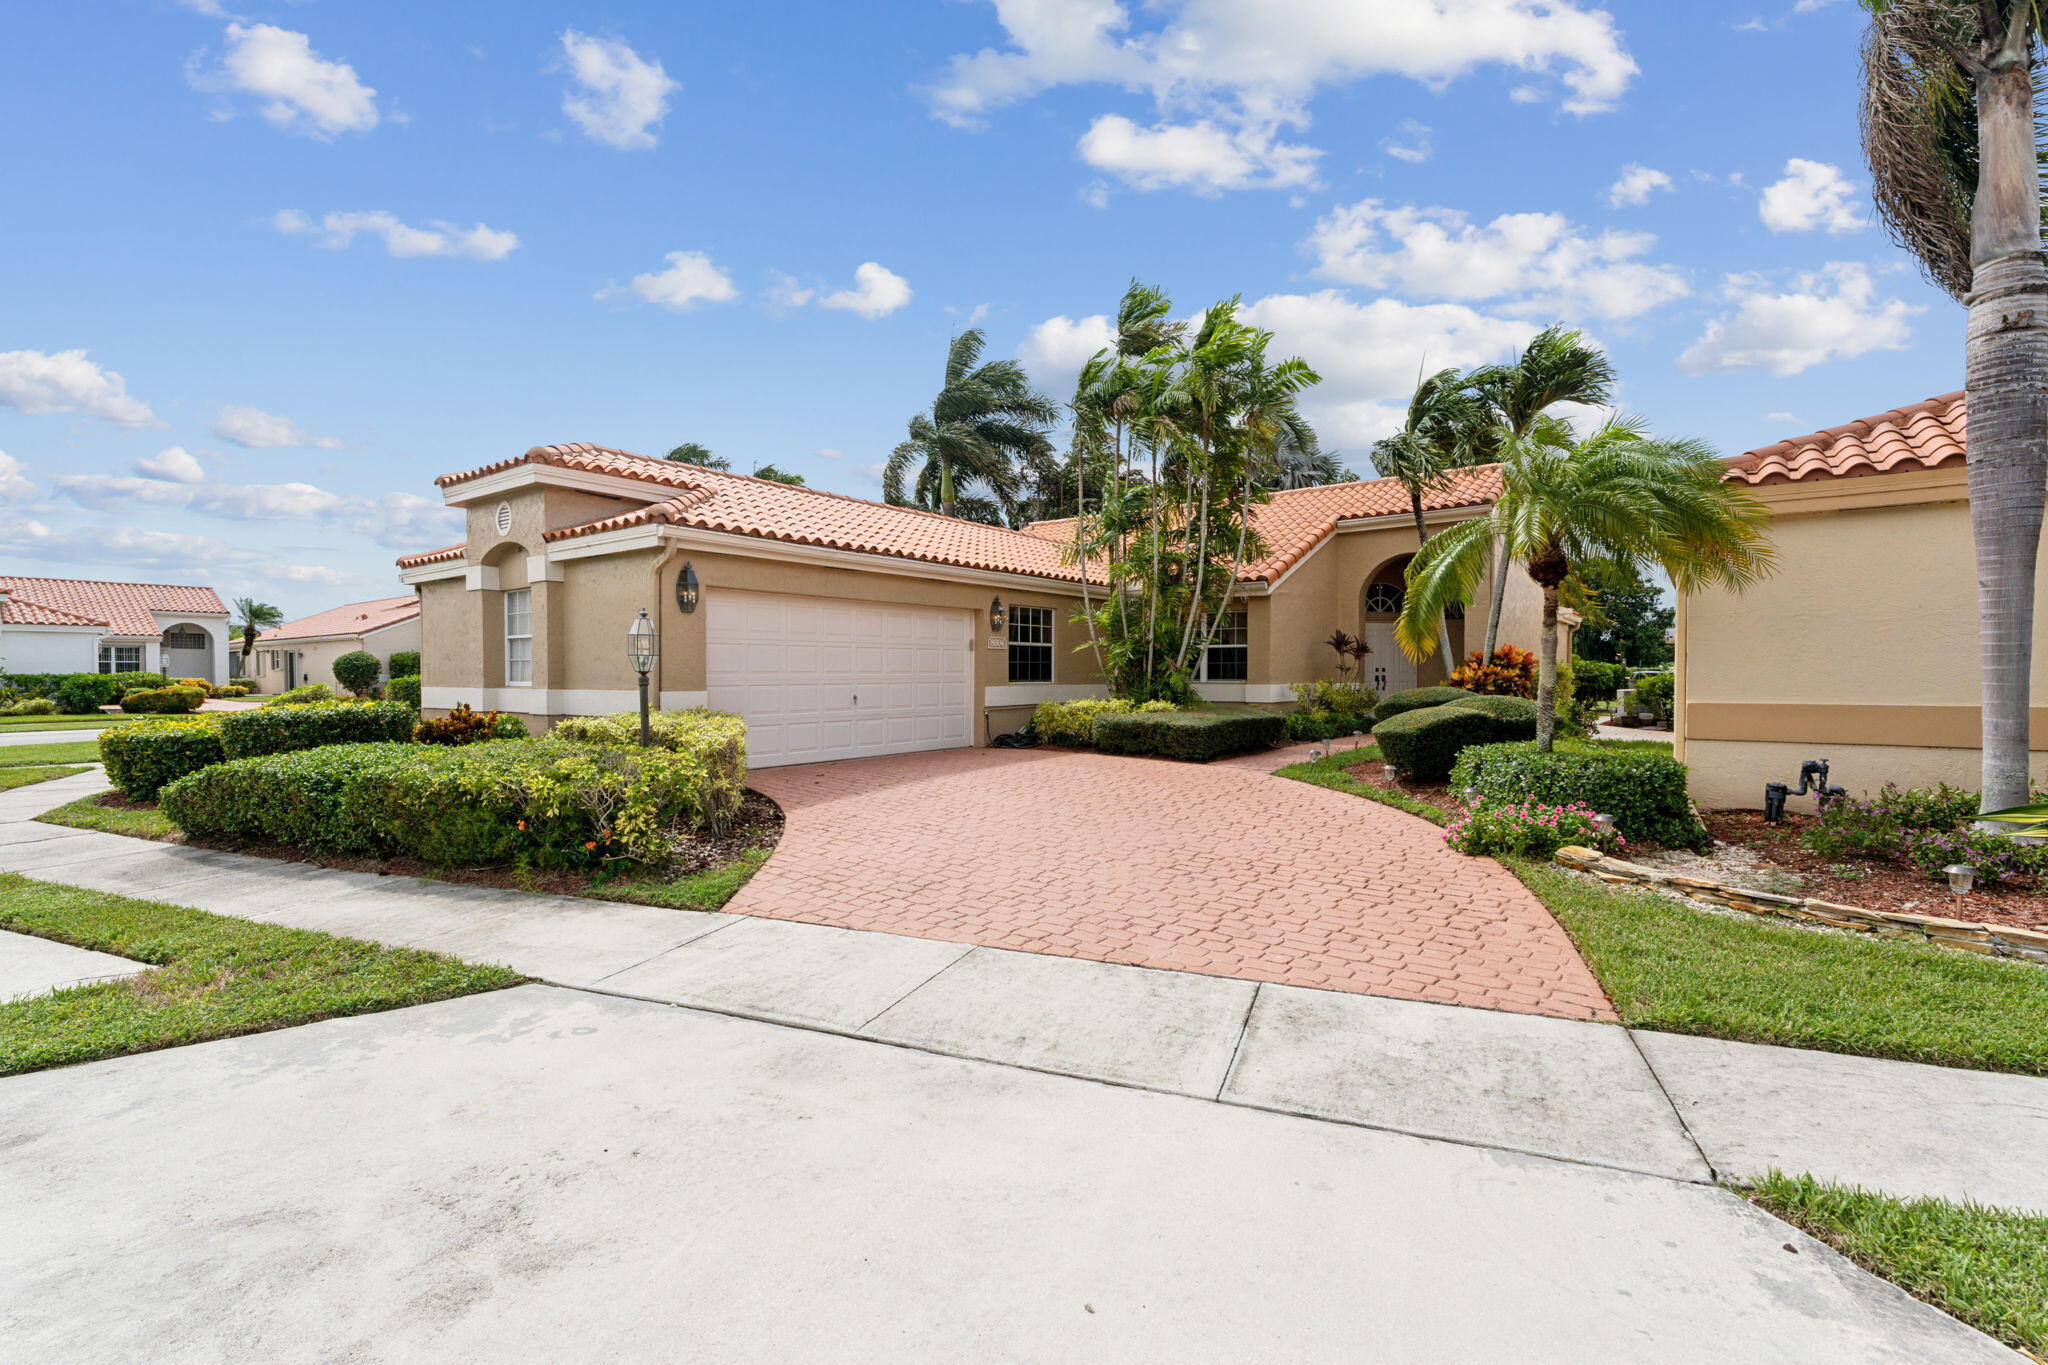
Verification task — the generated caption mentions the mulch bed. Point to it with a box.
[90,790,784,899]
[1336,753,1468,820]
[1699,809,2048,932]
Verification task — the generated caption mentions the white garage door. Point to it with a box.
[706,591,975,768]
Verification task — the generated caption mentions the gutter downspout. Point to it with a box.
[648,534,688,710]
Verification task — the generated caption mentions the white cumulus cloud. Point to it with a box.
[1677,263,1918,376]
[0,519,357,589]
[1305,199,1688,322]
[0,349,161,429]
[1017,314,1118,392]
[1381,119,1433,164]
[1078,114,1321,194]
[194,23,380,138]
[1758,159,1867,234]
[211,405,343,450]
[0,452,36,505]
[274,209,519,261]
[54,472,458,550]
[819,263,913,319]
[1607,163,1672,207]
[136,447,206,484]
[559,30,678,150]
[622,250,739,310]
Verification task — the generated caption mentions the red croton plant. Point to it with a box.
[1447,645,1537,697]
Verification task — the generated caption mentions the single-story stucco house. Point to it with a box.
[395,445,1562,768]
[1677,391,2017,809]
[246,594,422,695]
[0,577,230,682]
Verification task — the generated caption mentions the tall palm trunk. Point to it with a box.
[1481,536,1510,656]
[1534,583,1560,752]
[938,457,957,519]
[1968,16,2048,810]
[1408,491,1452,665]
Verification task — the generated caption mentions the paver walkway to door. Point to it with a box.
[740,748,1614,1020]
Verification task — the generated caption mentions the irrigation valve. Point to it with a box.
[1763,758,1847,823]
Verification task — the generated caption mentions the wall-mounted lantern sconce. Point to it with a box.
[989,597,1006,633]
[675,563,700,614]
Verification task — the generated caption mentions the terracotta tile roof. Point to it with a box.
[0,596,106,628]
[395,543,464,569]
[411,445,1502,587]
[1724,391,1965,485]
[0,577,224,637]
[258,594,419,643]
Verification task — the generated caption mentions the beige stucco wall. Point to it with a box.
[1676,465,2048,807]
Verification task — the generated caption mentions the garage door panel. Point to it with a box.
[708,590,974,767]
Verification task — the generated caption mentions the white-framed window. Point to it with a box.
[503,589,533,685]
[1196,609,1249,682]
[1008,605,1054,683]
[99,645,143,673]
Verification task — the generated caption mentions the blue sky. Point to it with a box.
[0,0,1950,616]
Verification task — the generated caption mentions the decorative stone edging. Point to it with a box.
[1553,845,2048,966]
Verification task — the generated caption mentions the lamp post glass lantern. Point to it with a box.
[628,610,657,745]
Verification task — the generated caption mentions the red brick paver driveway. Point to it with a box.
[736,748,1614,1021]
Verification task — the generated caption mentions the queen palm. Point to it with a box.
[1860,1,2048,809]
[1396,415,1774,751]
[231,596,283,671]
[1373,367,1497,662]
[885,329,1057,524]
[1469,326,1616,657]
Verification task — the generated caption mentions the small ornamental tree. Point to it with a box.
[332,650,382,697]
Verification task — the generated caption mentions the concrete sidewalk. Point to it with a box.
[4,768,2045,1212]
[0,985,2018,1363]
[0,726,105,747]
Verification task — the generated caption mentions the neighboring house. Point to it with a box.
[247,595,422,695]
[1677,392,2002,808]
[396,446,1560,768]
[0,577,230,681]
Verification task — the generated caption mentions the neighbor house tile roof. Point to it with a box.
[0,596,106,628]
[404,445,1504,586]
[0,577,225,637]
[258,594,420,643]
[1724,391,1965,485]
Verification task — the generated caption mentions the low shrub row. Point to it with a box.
[263,684,336,707]
[1092,708,1290,762]
[100,718,225,800]
[1804,782,2048,885]
[1372,695,1540,780]
[1030,697,1177,746]
[2,671,170,714]
[1287,679,1378,740]
[1372,685,1477,728]
[1450,741,1707,851]
[119,685,205,714]
[100,701,421,797]
[160,731,745,868]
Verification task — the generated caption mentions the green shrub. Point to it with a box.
[1450,741,1708,850]
[1030,697,1177,746]
[4,697,59,716]
[4,671,168,712]
[540,709,748,832]
[216,684,251,699]
[1287,679,1377,719]
[118,685,205,714]
[1447,693,1540,741]
[386,674,421,708]
[1372,704,1499,781]
[1635,672,1675,722]
[414,703,527,745]
[160,743,416,853]
[99,717,225,799]
[1286,709,1358,741]
[1371,685,1477,728]
[1444,799,1621,859]
[1572,658,1628,702]
[262,683,336,707]
[387,650,421,679]
[1090,708,1288,761]
[218,699,417,759]
[332,650,382,697]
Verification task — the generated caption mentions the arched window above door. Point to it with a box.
[1364,580,1402,615]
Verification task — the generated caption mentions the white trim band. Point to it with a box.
[421,686,712,715]
[983,683,1111,706]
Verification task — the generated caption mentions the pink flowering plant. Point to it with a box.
[1443,799,1623,859]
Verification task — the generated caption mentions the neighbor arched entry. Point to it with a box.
[1358,556,1464,692]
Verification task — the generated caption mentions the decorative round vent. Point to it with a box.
[494,502,512,535]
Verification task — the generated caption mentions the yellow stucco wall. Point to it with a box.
[1678,466,2048,807]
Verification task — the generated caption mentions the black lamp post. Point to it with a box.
[628,609,657,746]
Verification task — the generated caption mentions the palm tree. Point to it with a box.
[885,329,1057,523]
[1396,415,1774,751]
[1469,327,1616,656]
[1264,429,1353,489]
[1372,367,1497,662]
[1861,1,2048,810]
[665,443,728,469]
[749,463,805,485]
[232,597,283,672]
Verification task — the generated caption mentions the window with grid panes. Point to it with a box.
[1008,605,1053,682]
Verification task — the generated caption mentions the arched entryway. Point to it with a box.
[159,622,215,682]
[1359,556,1464,692]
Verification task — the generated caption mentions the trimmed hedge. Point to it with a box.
[332,650,382,697]
[386,674,421,708]
[160,738,745,867]
[99,718,225,799]
[1030,697,1178,746]
[2,671,168,711]
[1447,693,1540,741]
[218,700,418,759]
[119,685,205,714]
[1372,704,1500,781]
[1372,686,1477,729]
[1090,708,1288,761]
[262,684,336,707]
[3,698,59,716]
[1571,658,1628,701]
[1450,741,1708,850]
[551,709,748,832]
[388,651,421,679]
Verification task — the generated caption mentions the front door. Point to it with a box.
[1359,621,1416,695]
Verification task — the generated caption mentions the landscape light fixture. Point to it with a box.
[628,609,657,746]
[1945,864,1976,899]
[675,563,700,614]
[989,597,1005,633]
[1593,812,1617,839]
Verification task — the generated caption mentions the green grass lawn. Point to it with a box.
[36,791,178,841]
[593,847,772,911]
[0,765,89,791]
[1278,745,1451,825]
[0,873,523,1076]
[0,714,134,730]
[1750,1173,2048,1356]
[1517,859,2048,1075]
[0,739,102,768]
